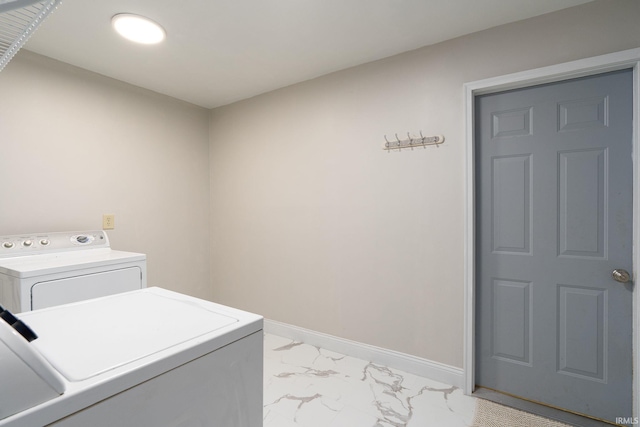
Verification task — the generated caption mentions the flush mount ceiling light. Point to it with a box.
[112,13,165,45]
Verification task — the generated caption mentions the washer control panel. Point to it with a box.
[0,231,110,257]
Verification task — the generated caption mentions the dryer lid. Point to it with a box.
[20,288,242,381]
[0,249,145,278]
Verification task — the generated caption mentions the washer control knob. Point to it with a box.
[2,242,14,249]
[40,239,50,246]
[23,240,33,247]
[76,235,89,244]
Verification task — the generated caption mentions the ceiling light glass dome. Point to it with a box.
[112,14,165,45]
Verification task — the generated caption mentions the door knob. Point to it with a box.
[612,269,631,284]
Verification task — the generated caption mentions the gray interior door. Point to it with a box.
[475,69,633,423]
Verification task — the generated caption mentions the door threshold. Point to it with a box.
[472,387,613,427]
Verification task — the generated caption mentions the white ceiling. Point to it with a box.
[23,0,592,109]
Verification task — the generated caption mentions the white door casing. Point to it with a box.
[463,48,640,418]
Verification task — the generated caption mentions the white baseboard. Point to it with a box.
[264,319,464,389]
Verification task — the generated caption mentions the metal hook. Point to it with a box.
[384,135,391,151]
[383,131,444,151]
[407,132,414,149]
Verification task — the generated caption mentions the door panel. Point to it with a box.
[492,279,532,365]
[557,285,606,382]
[558,148,606,258]
[491,155,532,254]
[475,69,633,423]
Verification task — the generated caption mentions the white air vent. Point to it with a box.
[0,0,61,72]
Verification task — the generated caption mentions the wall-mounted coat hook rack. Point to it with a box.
[383,132,444,151]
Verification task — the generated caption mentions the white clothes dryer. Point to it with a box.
[0,231,146,312]
[0,287,263,427]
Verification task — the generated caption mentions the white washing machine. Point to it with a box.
[0,231,146,312]
[0,287,263,426]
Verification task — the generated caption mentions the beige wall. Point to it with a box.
[209,0,640,368]
[0,51,212,300]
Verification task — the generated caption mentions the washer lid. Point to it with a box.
[21,289,240,381]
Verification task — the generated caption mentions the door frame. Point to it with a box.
[463,48,640,417]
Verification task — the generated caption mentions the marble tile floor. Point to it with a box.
[263,333,477,427]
